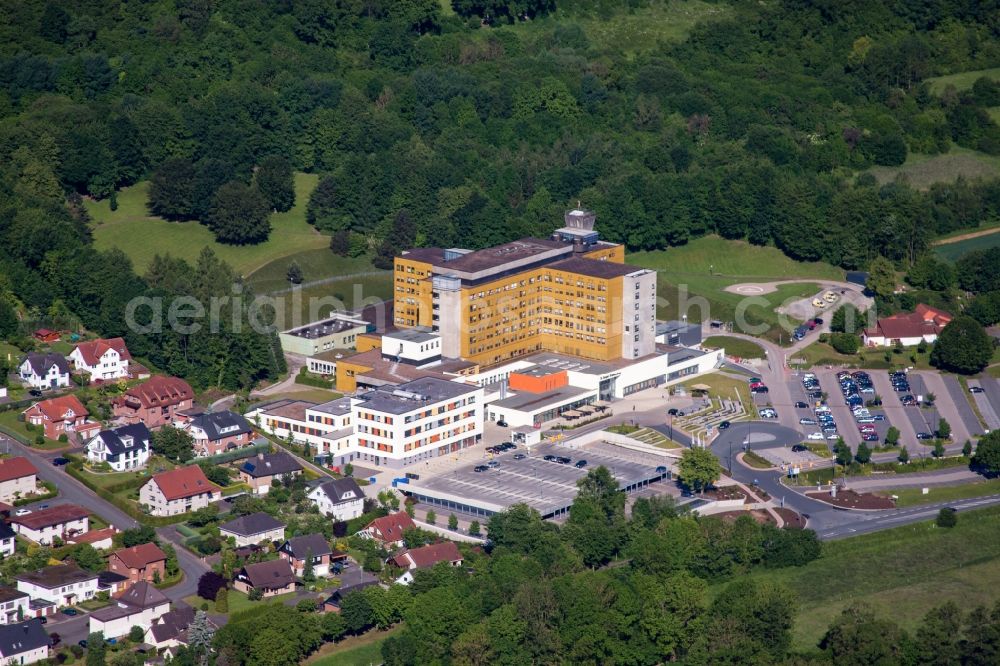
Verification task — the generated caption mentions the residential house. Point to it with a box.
[391,542,463,586]
[218,512,285,548]
[85,423,151,471]
[69,337,131,382]
[88,581,170,640]
[66,527,118,551]
[112,376,194,429]
[108,542,167,590]
[232,560,297,598]
[139,467,221,517]
[179,410,255,457]
[238,452,302,495]
[0,457,38,505]
[145,607,198,651]
[0,524,15,559]
[15,565,98,611]
[278,534,345,578]
[0,619,50,665]
[863,304,953,347]
[97,572,129,598]
[307,478,365,522]
[10,504,89,546]
[0,588,29,625]
[322,579,378,613]
[17,353,70,390]
[22,395,100,441]
[358,512,415,548]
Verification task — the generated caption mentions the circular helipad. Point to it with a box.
[733,285,766,294]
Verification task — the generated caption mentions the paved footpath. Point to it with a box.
[843,467,982,492]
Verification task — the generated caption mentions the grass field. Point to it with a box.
[266,273,394,328]
[307,626,403,666]
[934,228,1000,262]
[629,236,842,344]
[867,147,1000,191]
[742,450,773,469]
[247,249,381,295]
[926,66,1000,94]
[680,371,752,407]
[740,504,1000,650]
[555,0,731,56]
[702,336,765,359]
[88,173,329,276]
[885,478,1000,507]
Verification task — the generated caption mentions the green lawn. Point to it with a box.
[247,249,382,295]
[88,173,329,276]
[267,273,394,327]
[740,504,1000,650]
[0,410,64,449]
[926,66,1000,94]
[679,372,752,407]
[702,336,765,359]
[885,477,1000,507]
[629,236,842,344]
[526,0,731,57]
[742,450,773,469]
[307,626,403,666]
[934,228,1000,262]
[183,590,297,616]
[867,147,1000,191]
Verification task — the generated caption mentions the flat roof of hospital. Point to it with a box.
[384,328,438,344]
[491,386,591,412]
[356,377,479,415]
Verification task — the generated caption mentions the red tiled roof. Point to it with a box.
[0,457,37,483]
[113,542,167,569]
[121,376,194,408]
[149,466,220,501]
[393,541,462,569]
[865,311,947,340]
[66,527,118,545]
[914,304,952,325]
[11,504,88,530]
[366,512,415,542]
[24,395,89,422]
[74,337,131,367]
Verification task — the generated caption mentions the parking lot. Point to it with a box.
[405,440,674,519]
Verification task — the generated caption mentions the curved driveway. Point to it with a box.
[709,421,1000,539]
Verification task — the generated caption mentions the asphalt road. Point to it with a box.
[1,436,209,604]
[710,421,1000,539]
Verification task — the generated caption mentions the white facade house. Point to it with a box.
[218,513,286,548]
[88,582,170,640]
[139,467,221,517]
[0,620,50,665]
[17,354,70,390]
[85,423,151,471]
[0,457,38,505]
[69,338,131,382]
[307,478,365,521]
[10,505,89,546]
[15,565,99,608]
[0,589,29,625]
[0,525,15,559]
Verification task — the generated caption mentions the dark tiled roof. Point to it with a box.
[239,452,302,478]
[238,559,296,589]
[90,423,151,456]
[188,410,253,441]
[219,512,285,538]
[20,352,69,377]
[315,478,364,505]
[15,564,97,589]
[0,619,49,656]
[281,534,331,559]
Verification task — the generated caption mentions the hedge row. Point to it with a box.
[64,462,189,527]
[14,480,58,507]
[199,441,271,465]
[295,369,334,389]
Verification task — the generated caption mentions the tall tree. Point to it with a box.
[256,155,295,212]
[204,181,271,245]
[930,316,994,374]
[677,447,721,493]
[148,158,197,220]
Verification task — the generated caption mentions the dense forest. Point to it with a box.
[1,0,1000,388]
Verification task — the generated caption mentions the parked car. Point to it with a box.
[62,608,78,616]
[971,386,985,393]
[543,455,556,461]
[826,433,841,440]
[14,509,31,517]
[718,421,731,430]
[575,460,588,468]
[487,460,499,469]
[791,444,808,452]
[556,456,572,465]
[513,453,526,460]
[655,465,667,474]
[799,418,817,425]
[806,432,825,441]
[51,457,69,466]
[752,386,769,394]
[916,432,933,440]
[668,408,679,416]
[473,465,488,472]
[795,401,809,408]
[496,419,508,427]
